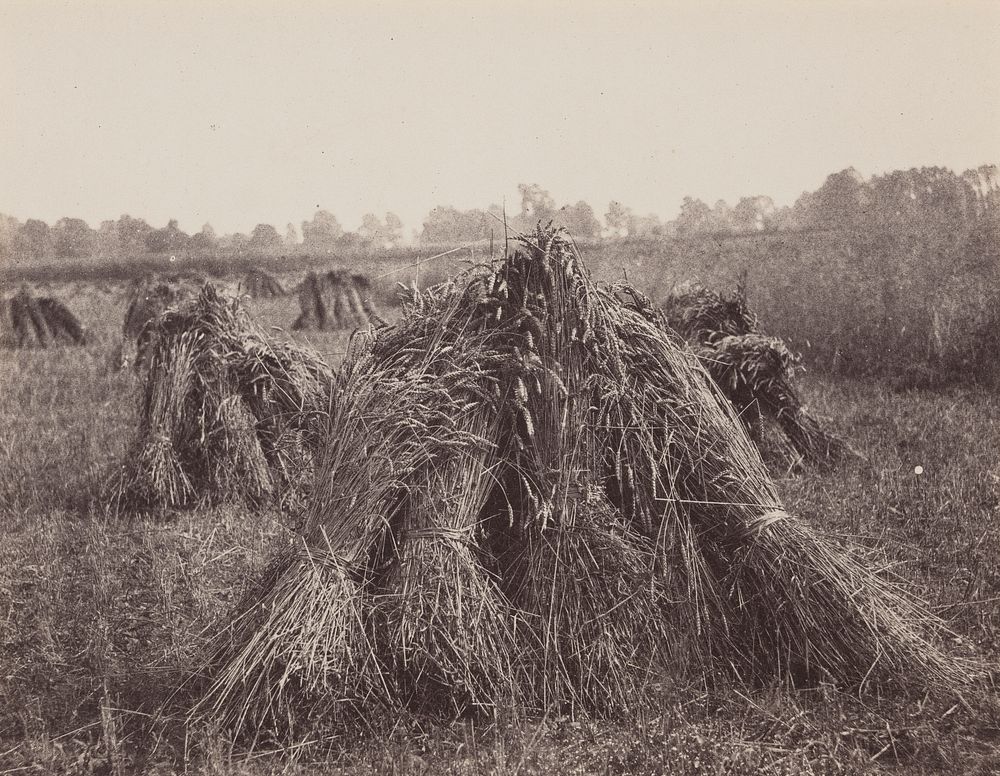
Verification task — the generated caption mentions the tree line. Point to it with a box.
[0,210,407,264]
[1,164,997,264]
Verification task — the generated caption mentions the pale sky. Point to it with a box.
[2,0,998,238]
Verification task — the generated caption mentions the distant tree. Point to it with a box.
[95,220,120,256]
[250,223,282,251]
[770,204,800,231]
[731,196,777,232]
[14,219,54,260]
[809,168,871,229]
[384,212,404,246]
[219,232,250,251]
[707,200,734,233]
[355,212,403,247]
[674,197,712,237]
[555,201,601,239]
[920,167,972,226]
[52,217,97,258]
[605,200,633,238]
[336,231,364,251]
[284,222,300,247]
[358,213,385,246]
[871,167,970,229]
[605,201,666,238]
[421,206,463,243]
[420,206,493,243]
[190,223,217,252]
[631,212,667,238]
[788,191,817,229]
[167,219,190,251]
[301,210,344,252]
[115,215,154,255]
[145,230,167,253]
[962,164,1000,218]
[515,183,557,229]
[0,213,21,258]
[145,219,189,254]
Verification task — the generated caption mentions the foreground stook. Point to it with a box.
[193,226,971,738]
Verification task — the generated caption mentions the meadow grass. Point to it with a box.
[1,282,998,774]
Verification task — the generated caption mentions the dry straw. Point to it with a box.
[192,226,973,740]
[661,282,758,344]
[660,284,853,463]
[123,276,196,341]
[108,284,333,512]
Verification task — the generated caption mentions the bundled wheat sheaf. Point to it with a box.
[122,276,199,340]
[192,226,971,739]
[0,287,86,348]
[109,284,333,512]
[661,284,852,463]
[293,269,383,330]
[242,270,285,299]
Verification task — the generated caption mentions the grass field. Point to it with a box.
[1,271,999,774]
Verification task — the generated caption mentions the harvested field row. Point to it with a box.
[121,268,372,345]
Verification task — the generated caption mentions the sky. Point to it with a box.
[2,0,998,239]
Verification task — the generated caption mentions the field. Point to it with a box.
[2,254,999,774]
[9,223,997,383]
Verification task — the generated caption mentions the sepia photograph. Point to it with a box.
[2,0,999,772]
